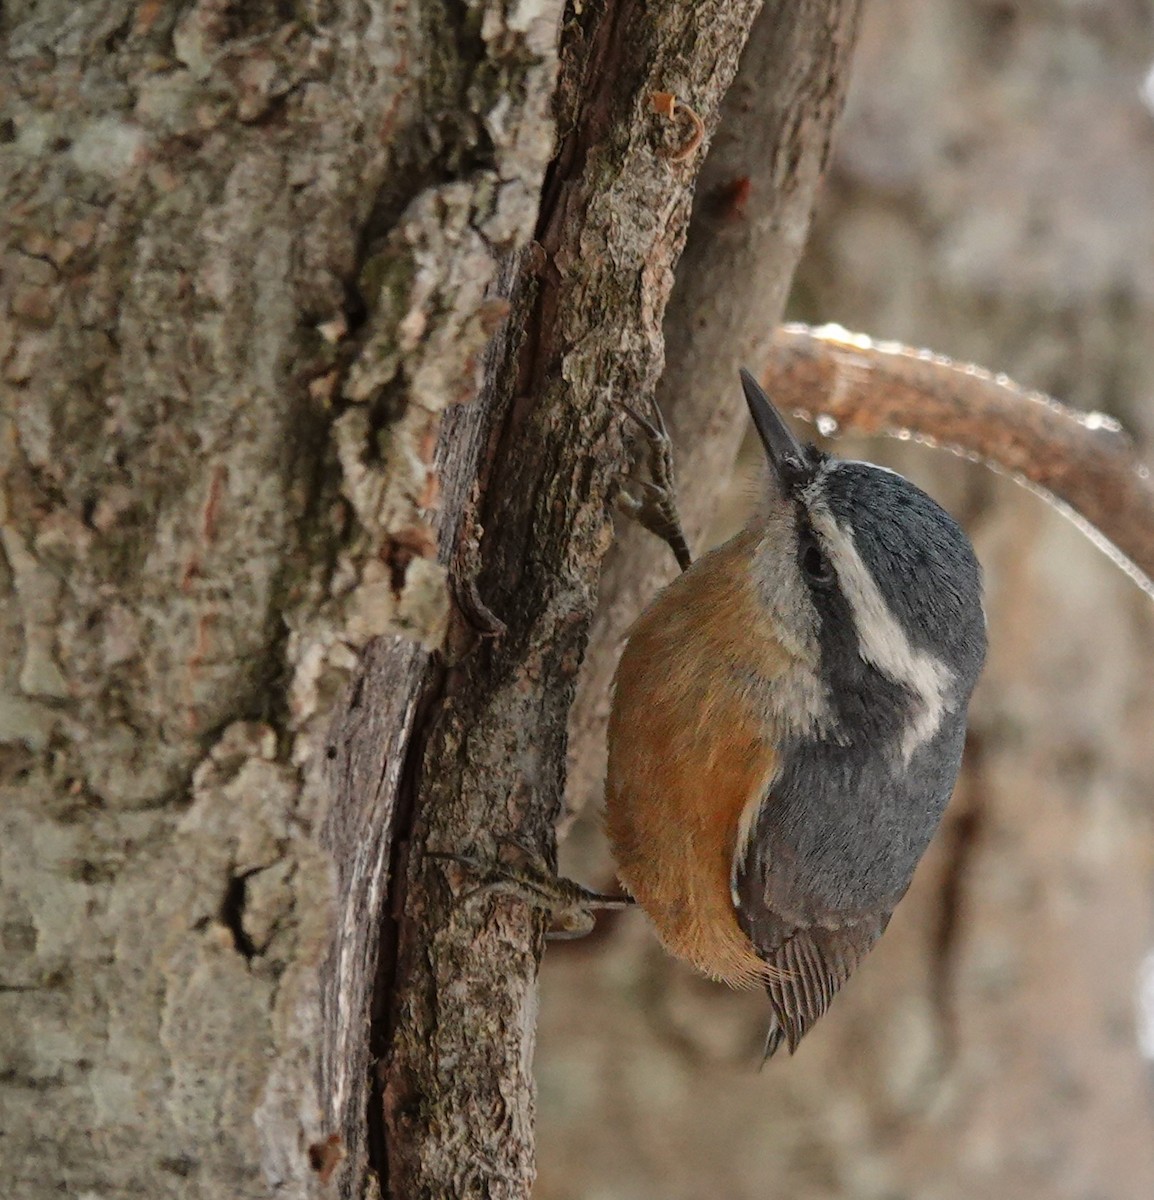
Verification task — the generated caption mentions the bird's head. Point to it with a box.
[739,368,987,756]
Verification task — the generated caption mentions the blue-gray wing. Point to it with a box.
[734,835,894,1056]
[735,718,968,1054]
[733,794,902,1056]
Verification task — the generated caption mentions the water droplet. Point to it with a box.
[816,414,839,437]
[1082,410,1123,433]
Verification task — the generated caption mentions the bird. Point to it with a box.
[606,369,987,1056]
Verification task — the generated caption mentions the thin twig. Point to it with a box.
[762,323,1154,599]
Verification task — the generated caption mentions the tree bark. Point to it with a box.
[1,3,857,1198]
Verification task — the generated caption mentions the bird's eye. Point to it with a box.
[801,542,834,586]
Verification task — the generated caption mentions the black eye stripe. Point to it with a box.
[801,542,825,583]
[794,505,835,587]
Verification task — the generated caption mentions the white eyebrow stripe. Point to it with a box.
[838,459,901,478]
[808,507,955,761]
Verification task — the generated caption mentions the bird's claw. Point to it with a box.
[427,840,634,941]
[620,401,693,571]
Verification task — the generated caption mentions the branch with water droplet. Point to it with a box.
[761,323,1154,600]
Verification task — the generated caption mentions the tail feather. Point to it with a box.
[758,914,892,1060]
[761,1014,787,1062]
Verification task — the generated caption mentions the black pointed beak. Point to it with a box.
[739,368,811,488]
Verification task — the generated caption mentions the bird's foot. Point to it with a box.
[427,836,634,940]
[620,402,693,572]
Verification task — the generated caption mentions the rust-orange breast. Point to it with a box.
[605,530,791,987]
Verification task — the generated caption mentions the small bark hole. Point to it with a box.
[221,873,258,961]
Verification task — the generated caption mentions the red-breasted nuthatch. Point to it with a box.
[607,371,987,1055]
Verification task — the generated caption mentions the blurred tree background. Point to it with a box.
[538,2,1154,1197]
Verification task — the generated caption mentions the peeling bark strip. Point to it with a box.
[764,324,1154,598]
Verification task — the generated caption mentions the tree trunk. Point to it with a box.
[0,3,856,1198]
